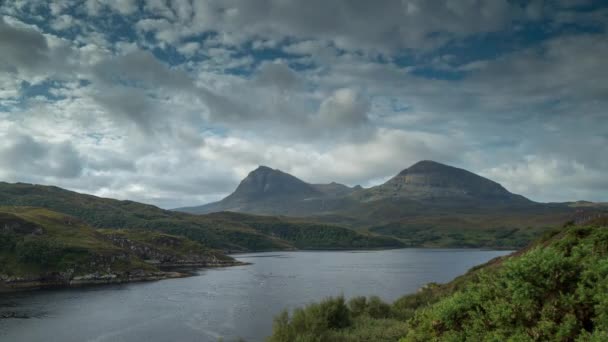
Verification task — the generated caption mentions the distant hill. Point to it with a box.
[0,182,403,253]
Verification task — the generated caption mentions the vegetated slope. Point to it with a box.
[206,212,403,250]
[268,220,608,341]
[0,207,238,291]
[0,182,402,252]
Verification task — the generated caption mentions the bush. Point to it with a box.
[269,296,352,342]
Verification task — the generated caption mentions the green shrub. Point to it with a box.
[404,227,608,341]
[269,296,352,342]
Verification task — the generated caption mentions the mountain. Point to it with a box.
[354,160,530,203]
[184,166,322,214]
[177,160,534,217]
[175,161,592,248]
[178,166,359,215]
[0,182,403,253]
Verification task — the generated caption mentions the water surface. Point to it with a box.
[0,248,511,342]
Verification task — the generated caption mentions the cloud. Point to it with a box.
[0,132,84,180]
[0,1,606,208]
[481,156,608,202]
[0,16,50,72]
[254,61,302,90]
[314,88,372,140]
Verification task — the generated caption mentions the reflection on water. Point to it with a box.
[0,248,511,342]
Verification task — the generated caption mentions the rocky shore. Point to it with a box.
[0,259,247,293]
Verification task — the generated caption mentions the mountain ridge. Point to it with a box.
[176,160,533,216]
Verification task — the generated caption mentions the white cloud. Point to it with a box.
[481,156,608,202]
[177,41,200,56]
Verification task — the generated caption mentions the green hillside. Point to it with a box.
[0,207,239,291]
[0,182,403,252]
[268,220,608,341]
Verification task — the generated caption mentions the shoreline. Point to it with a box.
[229,246,516,256]
[0,261,249,294]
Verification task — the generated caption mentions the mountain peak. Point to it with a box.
[399,160,450,174]
[365,160,528,203]
[229,166,320,201]
[251,165,276,174]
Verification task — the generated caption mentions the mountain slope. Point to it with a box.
[0,182,402,252]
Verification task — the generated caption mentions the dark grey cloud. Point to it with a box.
[254,62,302,90]
[0,132,84,179]
[0,16,49,72]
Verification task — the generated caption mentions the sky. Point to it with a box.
[1,0,607,208]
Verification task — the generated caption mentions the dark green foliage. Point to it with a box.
[244,221,404,249]
[0,232,17,251]
[269,295,409,342]
[269,296,352,342]
[369,222,550,249]
[346,296,391,319]
[403,226,608,341]
[15,238,62,266]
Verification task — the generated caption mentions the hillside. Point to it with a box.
[268,220,608,341]
[0,182,402,252]
[0,207,239,291]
